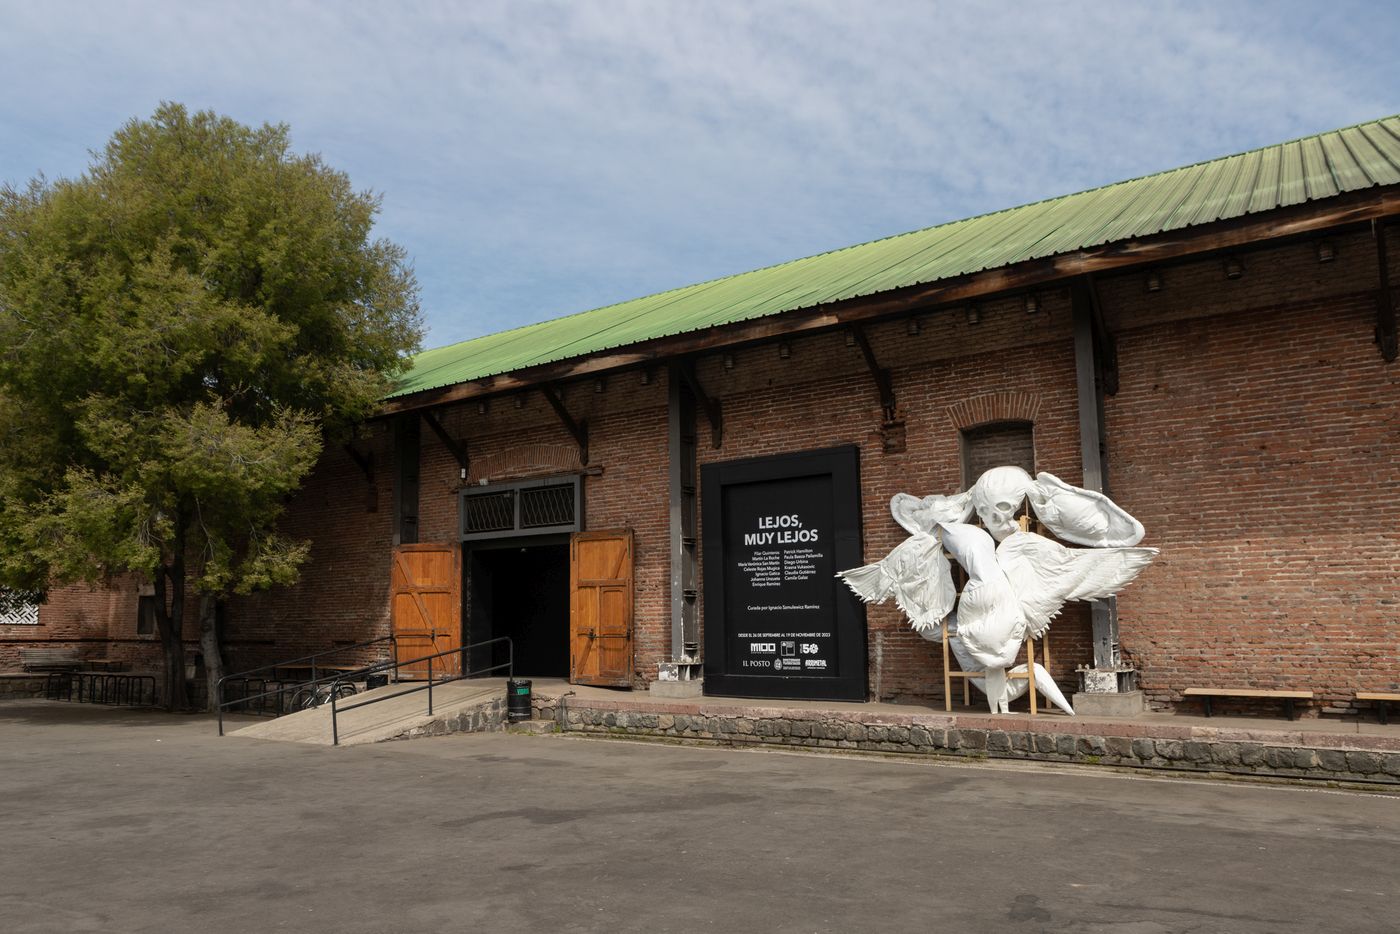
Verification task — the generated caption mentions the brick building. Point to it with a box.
[8,115,1399,715]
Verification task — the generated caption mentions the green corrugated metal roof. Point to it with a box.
[390,115,1400,399]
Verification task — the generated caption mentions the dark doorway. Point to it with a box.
[467,543,569,678]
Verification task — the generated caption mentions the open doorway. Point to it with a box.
[466,543,569,678]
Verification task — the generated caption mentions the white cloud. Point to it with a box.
[1,0,1394,347]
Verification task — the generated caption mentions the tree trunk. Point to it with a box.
[200,594,227,713]
[152,565,189,711]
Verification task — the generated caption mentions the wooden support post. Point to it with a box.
[540,383,589,465]
[392,415,420,545]
[668,370,700,662]
[1074,281,1119,669]
[942,617,951,712]
[1027,638,1037,716]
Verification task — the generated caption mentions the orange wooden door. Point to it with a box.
[570,530,634,687]
[391,543,462,679]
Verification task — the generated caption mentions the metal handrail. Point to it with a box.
[216,634,397,736]
[329,637,513,746]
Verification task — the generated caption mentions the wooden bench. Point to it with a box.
[19,647,80,672]
[1356,692,1400,725]
[1183,687,1313,721]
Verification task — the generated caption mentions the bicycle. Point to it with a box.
[288,680,358,711]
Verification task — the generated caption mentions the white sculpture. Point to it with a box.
[838,467,1157,714]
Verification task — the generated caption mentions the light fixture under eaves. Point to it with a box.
[1145,269,1163,292]
[905,317,921,336]
[778,342,791,360]
[1224,256,1244,279]
[722,352,735,371]
[1024,292,1040,314]
[1316,240,1337,263]
[965,303,980,325]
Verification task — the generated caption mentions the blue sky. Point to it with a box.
[2,1,1397,352]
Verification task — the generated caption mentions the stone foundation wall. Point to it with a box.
[383,696,508,741]
[0,674,49,700]
[547,697,1400,785]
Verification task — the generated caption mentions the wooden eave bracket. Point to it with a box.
[343,444,378,512]
[540,383,590,464]
[1374,220,1398,363]
[674,360,722,448]
[849,325,898,422]
[421,411,469,474]
[1083,275,1120,395]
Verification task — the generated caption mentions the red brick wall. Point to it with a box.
[1103,233,1400,712]
[3,579,164,672]
[24,227,1399,719]
[223,426,396,673]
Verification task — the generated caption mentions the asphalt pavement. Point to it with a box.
[2,700,1396,933]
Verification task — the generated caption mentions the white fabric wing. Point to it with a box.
[836,532,956,635]
[890,492,973,535]
[1027,472,1146,547]
[995,530,1157,638]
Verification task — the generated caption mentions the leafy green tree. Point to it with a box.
[0,103,421,708]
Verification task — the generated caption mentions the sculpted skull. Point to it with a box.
[970,466,1034,541]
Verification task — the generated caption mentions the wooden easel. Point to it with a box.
[941,513,1052,715]
[942,623,1051,714]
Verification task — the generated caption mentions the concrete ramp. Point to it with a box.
[230,678,509,746]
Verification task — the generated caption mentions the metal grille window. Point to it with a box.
[520,484,575,529]
[463,490,516,534]
[460,476,581,541]
[0,603,38,625]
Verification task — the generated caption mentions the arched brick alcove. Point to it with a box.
[468,443,583,485]
[945,391,1042,431]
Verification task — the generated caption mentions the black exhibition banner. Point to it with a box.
[702,446,866,701]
